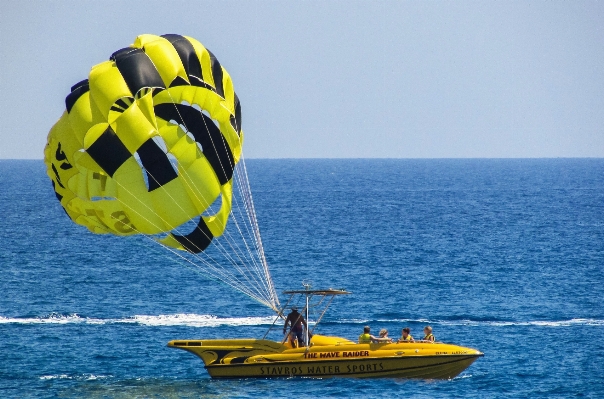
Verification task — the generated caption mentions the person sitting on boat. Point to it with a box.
[283,306,307,347]
[375,328,393,343]
[398,327,414,343]
[359,326,373,343]
[422,326,435,342]
[359,326,391,344]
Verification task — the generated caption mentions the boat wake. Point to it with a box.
[335,317,604,327]
[1,313,602,328]
[0,313,275,327]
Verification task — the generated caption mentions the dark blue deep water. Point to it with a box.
[1,159,603,398]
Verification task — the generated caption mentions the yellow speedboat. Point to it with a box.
[169,288,483,379]
[168,335,482,379]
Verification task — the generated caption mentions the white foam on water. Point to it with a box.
[0,313,275,327]
[40,374,70,380]
[339,318,604,327]
[39,374,113,381]
[129,314,275,327]
[424,318,604,327]
[0,314,91,324]
[485,318,604,327]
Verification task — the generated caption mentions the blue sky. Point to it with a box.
[1,1,602,159]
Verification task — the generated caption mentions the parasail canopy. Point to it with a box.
[44,34,279,311]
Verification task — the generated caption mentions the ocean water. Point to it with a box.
[0,158,603,398]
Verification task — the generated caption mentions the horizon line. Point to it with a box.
[2,156,603,161]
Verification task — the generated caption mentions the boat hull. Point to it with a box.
[168,335,482,379]
[206,354,480,379]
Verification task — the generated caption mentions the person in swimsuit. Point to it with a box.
[283,306,308,347]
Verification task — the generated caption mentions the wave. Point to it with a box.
[39,374,113,381]
[1,313,602,328]
[340,318,604,327]
[0,313,275,327]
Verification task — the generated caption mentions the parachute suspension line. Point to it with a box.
[139,229,273,307]
[231,156,276,307]
[164,89,269,294]
[136,124,268,301]
[155,158,271,305]
[71,193,272,307]
[236,155,279,305]
[161,95,273,303]
[216,164,275,307]
[158,91,279,308]
[107,174,272,306]
[236,156,279,307]
[136,230,271,307]
[227,165,274,301]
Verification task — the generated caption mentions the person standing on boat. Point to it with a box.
[283,306,307,347]
[398,327,414,343]
[423,326,435,342]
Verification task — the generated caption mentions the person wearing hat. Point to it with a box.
[283,306,308,347]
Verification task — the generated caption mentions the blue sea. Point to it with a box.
[1,159,603,398]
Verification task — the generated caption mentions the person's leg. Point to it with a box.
[296,330,304,346]
[289,332,298,348]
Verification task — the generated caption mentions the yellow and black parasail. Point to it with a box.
[44,34,243,254]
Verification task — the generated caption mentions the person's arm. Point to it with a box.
[283,316,289,333]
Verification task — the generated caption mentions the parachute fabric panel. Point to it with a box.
[44,34,279,311]
[154,103,234,184]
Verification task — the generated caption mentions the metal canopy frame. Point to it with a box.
[263,284,351,347]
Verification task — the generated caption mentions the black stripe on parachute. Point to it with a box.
[65,79,89,113]
[136,138,178,191]
[160,34,203,80]
[86,125,131,177]
[230,92,242,136]
[51,181,63,202]
[172,217,214,253]
[169,76,190,88]
[110,47,165,95]
[207,49,224,98]
[154,103,234,185]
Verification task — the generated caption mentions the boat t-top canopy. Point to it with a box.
[282,288,351,296]
[263,283,351,346]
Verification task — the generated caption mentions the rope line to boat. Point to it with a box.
[91,169,277,310]
[162,91,278,307]
[71,205,273,308]
[158,92,275,303]
[237,156,279,307]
